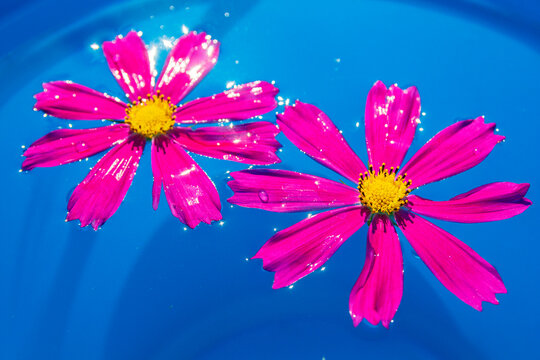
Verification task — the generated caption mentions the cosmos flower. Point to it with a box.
[22,31,281,230]
[228,81,531,328]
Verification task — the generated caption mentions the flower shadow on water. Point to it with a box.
[31,229,96,358]
[5,1,263,358]
[100,218,487,360]
[9,177,97,359]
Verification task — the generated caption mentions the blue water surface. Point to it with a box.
[1,0,539,359]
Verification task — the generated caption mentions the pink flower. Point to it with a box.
[23,31,281,230]
[228,81,531,328]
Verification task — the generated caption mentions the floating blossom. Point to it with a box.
[228,81,531,328]
[23,31,281,230]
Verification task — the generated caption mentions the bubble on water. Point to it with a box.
[258,190,269,203]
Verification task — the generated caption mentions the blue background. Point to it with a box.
[1,0,539,358]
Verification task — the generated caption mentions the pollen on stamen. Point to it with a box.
[357,163,411,215]
[124,93,177,138]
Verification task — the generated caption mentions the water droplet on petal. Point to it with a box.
[76,142,87,152]
[258,190,269,203]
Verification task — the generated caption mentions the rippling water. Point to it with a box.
[1,0,539,358]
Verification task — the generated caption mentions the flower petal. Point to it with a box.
[228,169,360,212]
[407,182,532,223]
[151,135,221,228]
[277,101,367,183]
[34,81,127,120]
[349,215,403,328]
[22,124,130,170]
[156,31,219,105]
[395,211,506,310]
[102,31,153,102]
[174,81,278,123]
[169,121,281,165]
[253,205,368,289]
[365,81,421,170]
[66,134,145,230]
[400,117,504,188]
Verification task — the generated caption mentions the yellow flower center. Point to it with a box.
[125,92,176,138]
[358,164,412,215]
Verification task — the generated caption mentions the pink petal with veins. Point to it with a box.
[174,81,278,124]
[66,135,145,230]
[407,182,531,223]
[400,117,504,188]
[151,135,221,228]
[169,122,281,165]
[156,31,219,105]
[22,124,130,170]
[365,81,421,170]
[228,169,360,212]
[396,211,506,310]
[102,31,153,102]
[277,101,367,183]
[253,206,369,289]
[349,215,403,328]
[34,81,127,120]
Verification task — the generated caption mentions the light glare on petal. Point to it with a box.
[147,45,158,76]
